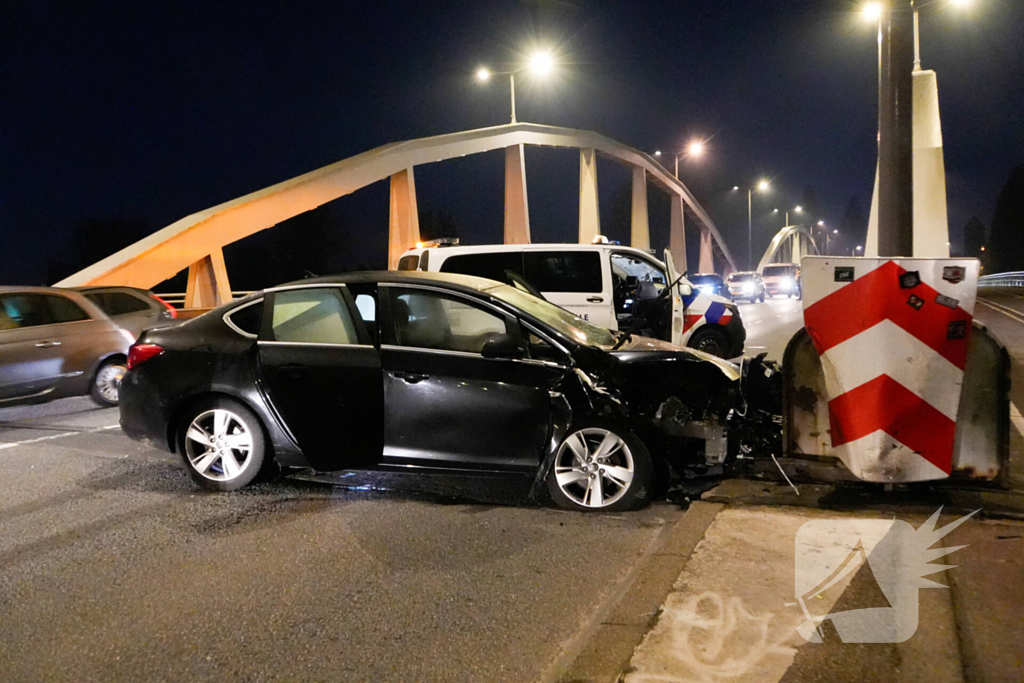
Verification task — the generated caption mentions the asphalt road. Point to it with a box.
[0,397,687,682]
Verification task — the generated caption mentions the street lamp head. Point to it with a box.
[833,229,839,234]
[856,245,864,251]
[951,0,972,6]
[863,2,883,21]
[527,50,555,77]
[475,67,492,83]
[818,220,825,226]
[687,139,706,158]
[757,180,770,192]
[732,186,739,191]
[795,205,803,213]
[773,208,779,213]
[654,150,662,157]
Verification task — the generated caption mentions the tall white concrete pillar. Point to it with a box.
[184,247,232,308]
[698,225,714,274]
[866,69,950,258]
[578,148,601,244]
[504,144,531,244]
[630,165,650,251]
[669,195,687,274]
[388,167,420,270]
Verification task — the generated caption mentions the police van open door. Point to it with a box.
[663,248,691,347]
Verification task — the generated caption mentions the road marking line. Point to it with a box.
[979,298,1024,325]
[0,424,123,451]
[0,431,79,450]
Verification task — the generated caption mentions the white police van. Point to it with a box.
[397,241,745,358]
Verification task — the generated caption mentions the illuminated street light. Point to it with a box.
[654,150,662,157]
[475,48,557,123]
[818,220,825,226]
[865,0,976,71]
[527,50,555,76]
[863,2,883,21]
[733,186,740,191]
[687,139,706,158]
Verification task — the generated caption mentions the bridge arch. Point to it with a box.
[756,224,820,273]
[57,122,735,306]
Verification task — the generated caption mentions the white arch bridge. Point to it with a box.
[57,122,738,306]
[757,224,820,273]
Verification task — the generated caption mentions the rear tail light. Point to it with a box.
[128,343,164,369]
[152,295,178,318]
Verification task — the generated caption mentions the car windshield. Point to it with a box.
[488,285,618,349]
[728,273,754,282]
[691,275,722,286]
[762,265,794,277]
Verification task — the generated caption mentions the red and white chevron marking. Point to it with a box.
[802,258,979,483]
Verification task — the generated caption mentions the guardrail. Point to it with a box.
[154,292,255,309]
[978,272,1024,289]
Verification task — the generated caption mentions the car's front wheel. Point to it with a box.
[688,326,730,358]
[547,425,654,511]
[178,397,267,491]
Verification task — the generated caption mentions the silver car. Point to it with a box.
[0,287,134,407]
[74,286,178,339]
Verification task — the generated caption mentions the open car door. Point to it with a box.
[663,249,690,347]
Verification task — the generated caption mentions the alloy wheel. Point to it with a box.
[94,363,126,404]
[184,409,255,481]
[553,428,634,508]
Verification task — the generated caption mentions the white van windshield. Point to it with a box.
[488,285,617,349]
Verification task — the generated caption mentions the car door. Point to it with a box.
[256,285,383,471]
[379,284,560,470]
[523,250,614,328]
[663,249,697,346]
[0,293,66,402]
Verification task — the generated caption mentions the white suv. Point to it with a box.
[397,243,745,358]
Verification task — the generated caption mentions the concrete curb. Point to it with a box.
[541,501,722,683]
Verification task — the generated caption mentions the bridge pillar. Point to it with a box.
[698,225,714,274]
[504,144,531,244]
[669,196,687,274]
[184,248,232,308]
[630,166,650,250]
[388,167,420,270]
[578,148,600,243]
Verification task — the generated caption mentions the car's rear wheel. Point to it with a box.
[178,397,266,491]
[546,425,654,512]
[90,358,126,407]
[688,326,730,358]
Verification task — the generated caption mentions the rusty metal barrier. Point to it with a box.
[780,321,1010,486]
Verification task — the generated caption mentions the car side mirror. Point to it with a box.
[677,283,693,298]
[481,334,525,359]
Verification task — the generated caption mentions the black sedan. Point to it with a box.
[120,272,779,511]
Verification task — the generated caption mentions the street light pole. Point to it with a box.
[509,73,517,123]
[748,189,753,271]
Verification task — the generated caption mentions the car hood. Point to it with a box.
[612,335,741,381]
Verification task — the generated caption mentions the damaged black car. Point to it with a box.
[119,272,781,511]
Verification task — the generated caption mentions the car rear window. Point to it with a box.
[270,288,359,345]
[439,252,525,284]
[728,274,754,282]
[397,255,419,271]
[523,251,602,293]
[85,292,151,316]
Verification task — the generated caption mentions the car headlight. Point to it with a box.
[742,283,755,294]
[781,277,793,290]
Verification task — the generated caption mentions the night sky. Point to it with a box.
[4,1,1022,288]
